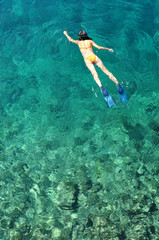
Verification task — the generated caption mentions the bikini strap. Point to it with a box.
[79,40,92,49]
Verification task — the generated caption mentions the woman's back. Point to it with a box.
[78,40,94,58]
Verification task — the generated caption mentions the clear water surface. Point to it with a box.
[0,0,159,239]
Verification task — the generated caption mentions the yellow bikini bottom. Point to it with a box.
[85,54,96,64]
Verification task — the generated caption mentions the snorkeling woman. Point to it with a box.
[63,30,128,107]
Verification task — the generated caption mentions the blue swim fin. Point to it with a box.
[100,86,116,108]
[117,85,128,103]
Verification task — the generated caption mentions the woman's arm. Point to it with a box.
[63,31,79,44]
[92,41,114,52]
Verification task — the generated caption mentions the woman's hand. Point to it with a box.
[63,31,67,35]
[109,48,114,52]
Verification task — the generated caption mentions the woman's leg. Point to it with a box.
[85,58,116,107]
[95,56,119,85]
[85,60,102,88]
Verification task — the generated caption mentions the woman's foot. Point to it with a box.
[117,85,128,103]
[100,86,116,108]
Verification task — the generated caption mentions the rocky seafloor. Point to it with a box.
[0,77,159,239]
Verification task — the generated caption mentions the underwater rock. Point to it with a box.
[25,208,35,219]
[149,115,159,132]
[51,227,61,239]
[55,181,79,211]
[137,164,145,175]
[155,197,159,210]
[29,184,43,214]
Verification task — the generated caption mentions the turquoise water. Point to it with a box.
[0,0,159,239]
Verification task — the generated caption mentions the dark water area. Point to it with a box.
[0,0,159,239]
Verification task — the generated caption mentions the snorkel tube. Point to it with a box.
[81,25,88,34]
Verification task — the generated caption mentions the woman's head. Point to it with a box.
[79,30,92,40]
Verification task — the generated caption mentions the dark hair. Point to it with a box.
[79,30,92,41]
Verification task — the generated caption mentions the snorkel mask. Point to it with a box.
[79,25,88,40]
